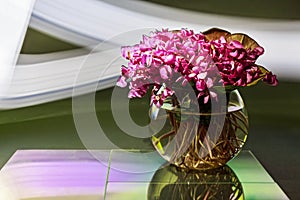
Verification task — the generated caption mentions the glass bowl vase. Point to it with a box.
[151,89,248,170]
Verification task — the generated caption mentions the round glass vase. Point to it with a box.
[151,89,248,170]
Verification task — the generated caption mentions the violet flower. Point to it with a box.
[117,28,278,109]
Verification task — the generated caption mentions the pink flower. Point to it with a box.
[196,79,206,92]
[116,76,127,88]
[128,85,149,98]
[117,28,278,109]
[159,65,172,80]
[150,85,174,108]
[263,72,278,86]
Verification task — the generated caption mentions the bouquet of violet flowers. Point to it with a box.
[117,28,277,110]
[117,28,278,170]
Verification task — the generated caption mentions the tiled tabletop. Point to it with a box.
[0,150,289,200]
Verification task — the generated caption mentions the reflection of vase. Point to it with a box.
[151,89,248,170]
[148,164,244,200]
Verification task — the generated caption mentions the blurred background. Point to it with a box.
[0,0,299,199]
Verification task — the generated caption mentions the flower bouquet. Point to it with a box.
[117,28,278,170]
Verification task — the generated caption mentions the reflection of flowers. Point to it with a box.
[117,28,278,109]
[148,164,244,200]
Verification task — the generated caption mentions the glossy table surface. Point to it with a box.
[0,150,288,200]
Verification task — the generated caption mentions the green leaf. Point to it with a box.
[161,103,174,111]
[214,85,229,93]
[226,33,260,50]
[181,94,191,108]
[246,65,269,86]
[203,28,230,41]
[202,28,262,51]
[152,136,165,154]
